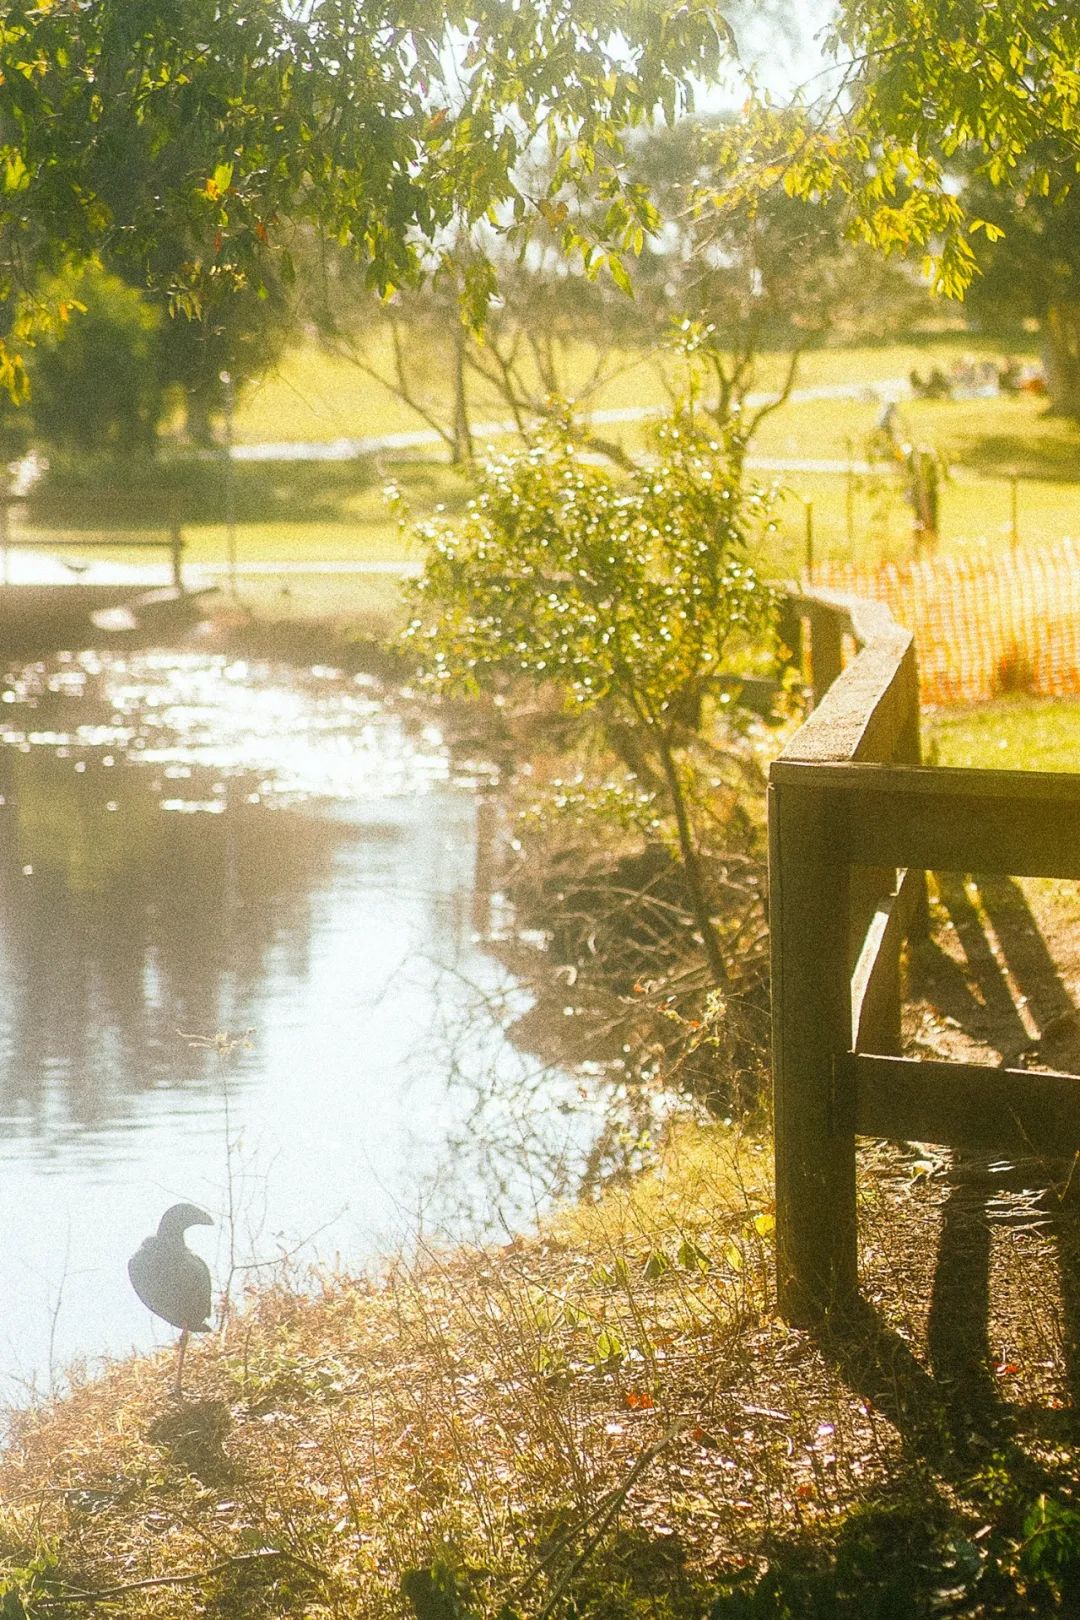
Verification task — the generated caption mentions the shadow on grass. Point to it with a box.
[946,426,1080,483]
[24,454,472,530]
[708,1493,971,1620]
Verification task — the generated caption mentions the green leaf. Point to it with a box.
[604,252,634,297]
[677,1237,711,1274]
[3,151,28,192]
[1020,1494,1080,1588]
[593,1327,624,1364]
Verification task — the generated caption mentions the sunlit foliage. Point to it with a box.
[0,0,738,392]
[404,412,777,982]
[730,2,1080,299]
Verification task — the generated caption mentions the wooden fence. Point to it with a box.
[1,498,187,589]
[770,589,1080,1322]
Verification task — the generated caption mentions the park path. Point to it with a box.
[6,373,915,586]
[232,376,912,467]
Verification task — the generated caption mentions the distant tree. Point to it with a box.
[309,229,650,469]
[152,260,293,447]
[308,110,926,473]
[953,170,1080,419]
[458,239,649,468]
[27,267,164,457]
[750,2,1080,298]
[633,113,926,456]
[308,239,479,465]
[455,112,925,464]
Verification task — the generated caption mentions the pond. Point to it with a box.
[0,650,595,1408]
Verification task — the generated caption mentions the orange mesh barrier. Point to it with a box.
[814,539,1080,706]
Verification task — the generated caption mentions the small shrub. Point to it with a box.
[404,408,778,988]
[1019,1494,1080,1603]
[993,642,1035,696]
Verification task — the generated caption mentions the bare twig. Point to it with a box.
[526,1424,686,1619]
[37,1548,332,1607]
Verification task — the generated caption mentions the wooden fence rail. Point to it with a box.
[770,589,1080,1322]
[0,529,186,591]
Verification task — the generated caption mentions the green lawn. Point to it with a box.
[227,330,1078,588]
[231,330,1032,448]
[926,695,1080,774]
[214,568,412,632]
[762,465,1080,577]
[18,329,1080,633]
[748,383,1080,477]
[233,329,668,445]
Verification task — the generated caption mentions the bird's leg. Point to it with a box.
[173,1329,190,1401]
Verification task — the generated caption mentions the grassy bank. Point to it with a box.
[926,696,1080,775]
[206,566,413,641]
[13,455,465,641]
[0,681,1077,1616]
[2,1119,1078,1619]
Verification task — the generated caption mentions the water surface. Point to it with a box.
[0,651,589,1404]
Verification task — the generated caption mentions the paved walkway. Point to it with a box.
[192,558,423,579]
[232,377,911,464]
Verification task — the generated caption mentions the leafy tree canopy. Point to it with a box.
[0,0,737,394]
[28,264,165,456]
[742,1,1080,296]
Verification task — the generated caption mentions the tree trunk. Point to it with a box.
[451,318,473,465]
[1042,301,1080,419]
[185,387,217,448]
[655,730,729,988]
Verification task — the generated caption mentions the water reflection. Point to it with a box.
[0,652,592,1406]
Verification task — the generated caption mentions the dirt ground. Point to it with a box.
[888,873,1080,1440]
[905,875,1080,1076]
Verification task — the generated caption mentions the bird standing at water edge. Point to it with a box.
[129,1203,214,1398]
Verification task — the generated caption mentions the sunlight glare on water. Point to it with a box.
[0,650,592,1409]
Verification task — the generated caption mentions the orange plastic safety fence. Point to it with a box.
[814,539,1080,707]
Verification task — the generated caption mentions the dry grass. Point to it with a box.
[1,1119,1078,1618]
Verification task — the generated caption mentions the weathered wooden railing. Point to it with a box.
[770,589,1080,1322]
[1,497,187,590]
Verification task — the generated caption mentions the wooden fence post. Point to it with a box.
[893,638,930,940]
[808,610,844,707]
[170,524,185,592]
[769,775,858,1320]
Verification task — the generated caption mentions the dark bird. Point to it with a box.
[129,1203,214,1398]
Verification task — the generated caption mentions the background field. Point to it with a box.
[12,330,1080,647]
[926,694,1080,772]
